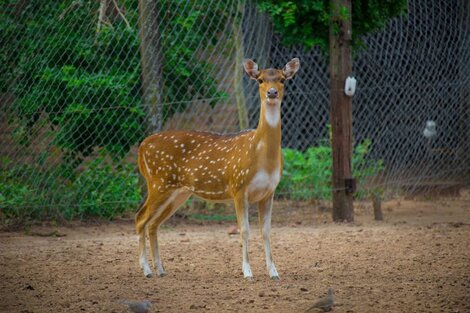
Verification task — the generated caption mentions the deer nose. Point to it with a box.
[267,88,278,99]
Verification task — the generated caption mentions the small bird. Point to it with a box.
[120,299,151,313]
[304,288,334,312]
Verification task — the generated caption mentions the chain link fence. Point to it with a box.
[1,0,469,221]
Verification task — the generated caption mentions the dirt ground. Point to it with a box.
[1,191,470,313]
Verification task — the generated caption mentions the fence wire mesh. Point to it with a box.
[1,0,469,220]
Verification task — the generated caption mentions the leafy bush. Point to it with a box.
[0,158,47,222]
[0,181,44,222]
[0,155,141,222]
[278,139,384,200]
[61,155,141,219]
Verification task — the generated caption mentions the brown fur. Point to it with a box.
[135,58,300,279]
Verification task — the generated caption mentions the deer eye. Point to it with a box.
[257,79,263,84]
[280,78,286,84]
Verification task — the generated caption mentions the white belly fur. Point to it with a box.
[247,167,280,202]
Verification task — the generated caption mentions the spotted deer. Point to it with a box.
[135,58,300,280]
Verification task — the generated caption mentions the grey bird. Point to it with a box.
[120,299,151,313]
[304,288,334,312]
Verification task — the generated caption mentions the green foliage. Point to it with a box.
[61,155,141,219]
[2,0,229,168]
[278,144,331,200]
[0,154,141,222]
[0,180,44,222]
[0,2,22,92]
[257,0,407,52]
[2,0,144,165]
[159,2,230,118]
[0,0,236,223]
[278,138,384,200]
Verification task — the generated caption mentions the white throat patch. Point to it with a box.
[264,101,280,127]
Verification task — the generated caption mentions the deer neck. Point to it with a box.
[253,100,282,167]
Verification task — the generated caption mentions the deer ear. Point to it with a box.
[283,58,300,80]
[243,59,260,80]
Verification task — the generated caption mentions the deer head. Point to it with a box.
[243,58,300,106]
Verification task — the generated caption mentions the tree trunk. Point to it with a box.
[97,0,108,33]
[233,4,249,131]
[329,0,354,222]
[138,0,164,134]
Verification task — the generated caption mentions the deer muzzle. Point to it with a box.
[267,88,278,99]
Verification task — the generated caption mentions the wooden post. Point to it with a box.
[233,4,249,131]
[329,0,354,222]
[372,193,383,221]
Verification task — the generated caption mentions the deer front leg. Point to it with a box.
[258,194,280,280]
[234,192,253,280]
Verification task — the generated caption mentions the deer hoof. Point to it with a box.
[142,264,153,278]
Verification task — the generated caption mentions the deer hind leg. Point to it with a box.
[258,194,280,280]
[135,189,177,278]
[147,188,192,277]
[234,192,253,280]
[135,197,153,278]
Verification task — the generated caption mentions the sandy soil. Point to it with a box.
[1,191,470,313]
